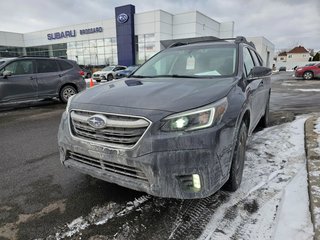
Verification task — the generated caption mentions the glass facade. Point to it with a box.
[0,46,24,57]
[67,38,118,65]
[136,33,156,64]
[1,34,156,66]
[23,38,118,66]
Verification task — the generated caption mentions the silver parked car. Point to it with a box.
[0,57,86,103]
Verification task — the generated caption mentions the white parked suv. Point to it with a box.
[92,65,126,82]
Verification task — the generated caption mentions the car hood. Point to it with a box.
[73,77,236,112]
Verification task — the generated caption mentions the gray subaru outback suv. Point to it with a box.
[0,57,86,103]
[58,36,271,199]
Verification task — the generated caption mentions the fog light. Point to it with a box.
[192,174,201,189]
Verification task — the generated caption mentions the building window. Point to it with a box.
[136,34,156,64]
[280,57,284,60]
[0,46,24,57]
[288,55,292,58]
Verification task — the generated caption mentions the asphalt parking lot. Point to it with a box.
[0,72,320,240]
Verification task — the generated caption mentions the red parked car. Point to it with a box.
[295,63,320,80]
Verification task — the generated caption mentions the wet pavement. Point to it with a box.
[0,72,319,240]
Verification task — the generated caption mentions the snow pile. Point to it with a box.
[200,117,314,240]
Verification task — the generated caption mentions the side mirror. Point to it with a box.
[2,70,12,78]
[249,66,272,78]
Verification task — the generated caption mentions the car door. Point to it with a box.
[243,47,263,129]
[0,59,37,103]
[35,59,61,97]
[249,49,271,117]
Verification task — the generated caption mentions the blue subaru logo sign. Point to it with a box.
[87,114,107,129]
[117,13,129,24]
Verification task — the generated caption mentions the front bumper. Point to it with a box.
[58,111,235,199]
[92,75,105,81]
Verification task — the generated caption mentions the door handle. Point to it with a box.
[30,76,35,80]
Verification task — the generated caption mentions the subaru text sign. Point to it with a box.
[47,30,76,40]
[117,13,129,24]
[47,27,103,40]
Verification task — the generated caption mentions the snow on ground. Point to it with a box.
[314,118,320,155]
[199,117,314,240]
[47,117,314,240]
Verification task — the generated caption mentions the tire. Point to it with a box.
[59,85,77,103]
[223,122,248,191]
[107,74,114,81]
[303,71,313,80]
[96,80,101,83]
[260,94,270,128]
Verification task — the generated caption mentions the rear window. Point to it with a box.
[58,60,73,71]
[36,59,59,73]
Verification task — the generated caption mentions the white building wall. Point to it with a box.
[219,22,234,38]
[0,31,24,47]
[286,53,310,62]
[172,12,197,39]
[195,12,220,37]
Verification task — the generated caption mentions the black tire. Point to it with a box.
[59,85,77,103]
[107,74,114,81]
[223,122,248,191]
[303,71,313,80]
[96,79,101,83]
[260,94,270,128]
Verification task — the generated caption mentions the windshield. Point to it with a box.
[133,45,237,78]
[101,66,114,71]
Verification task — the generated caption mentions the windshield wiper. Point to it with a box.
[147,74,202,78]
[131,75,149,78]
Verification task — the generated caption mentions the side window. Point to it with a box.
[36,60,59,73]
[249,49,262,67]
[243,48,255,77]
[58,60,73,71]
[3,60,34,75]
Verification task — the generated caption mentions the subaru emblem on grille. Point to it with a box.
[87,114,108,129]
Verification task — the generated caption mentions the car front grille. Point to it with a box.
[68,151,148,182]
[70,110,151,149]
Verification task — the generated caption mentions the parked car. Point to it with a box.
[115,65,140,79]
[58,36,271,199]
[279,66,286,71]
[92,65,126,82]
[295,63,320,80]
[79,65,92,78]
[0,57,86,103]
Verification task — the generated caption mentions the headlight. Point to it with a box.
[65,95,75,113]
[161,97,228,132]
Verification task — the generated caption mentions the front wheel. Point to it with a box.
[223,122,248,191]
[303,71,313,80]
[59,85,77,103]
[107,74,114,81]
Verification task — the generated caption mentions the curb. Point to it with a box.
[305,114,320,240]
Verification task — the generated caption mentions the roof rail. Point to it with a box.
[18,55,50,58]
[166,36,256,49]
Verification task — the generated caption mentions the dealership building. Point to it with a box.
[0,4,274,67]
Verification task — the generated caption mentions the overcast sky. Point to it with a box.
[0,0,319,50]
